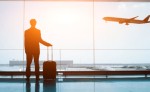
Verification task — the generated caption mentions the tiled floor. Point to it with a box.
[0,78,150,92]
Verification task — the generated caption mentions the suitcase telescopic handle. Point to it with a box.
[47,46,53,61]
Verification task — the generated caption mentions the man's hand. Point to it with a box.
[47,43,52,47]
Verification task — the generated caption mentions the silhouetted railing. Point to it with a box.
[0,70,150,79]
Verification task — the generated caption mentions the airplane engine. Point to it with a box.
[125,22,129,25]
[119,21,124,24]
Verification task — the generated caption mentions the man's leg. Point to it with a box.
[26,53,33,80]
[34,53,40,80]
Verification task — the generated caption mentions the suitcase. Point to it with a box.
[43,47,56,80]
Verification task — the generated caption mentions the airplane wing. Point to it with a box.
[123,16,139,25]
[129,16,138,20]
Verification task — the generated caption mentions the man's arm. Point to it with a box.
[39,30,52,47]
[40,39,52,46]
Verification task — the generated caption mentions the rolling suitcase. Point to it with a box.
[43,47,56,80]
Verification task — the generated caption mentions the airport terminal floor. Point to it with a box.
[0,77,150,92]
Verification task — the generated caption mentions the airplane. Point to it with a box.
[103,15,150,25]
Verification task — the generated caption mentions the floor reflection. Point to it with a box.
[43,80,56,92]
[1,78,150,92]
[26,81,31,92]
[26,80,56,92]
[35,81,40,92]
[25,81,40,92]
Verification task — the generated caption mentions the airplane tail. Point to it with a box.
[143,15,150,22]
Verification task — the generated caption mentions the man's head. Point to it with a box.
[30,19,37,27]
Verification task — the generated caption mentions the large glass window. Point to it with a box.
[94,2,150,64]
[0,1,24,66]
[0,0,150,72]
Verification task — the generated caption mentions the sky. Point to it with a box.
[0,1,150,64]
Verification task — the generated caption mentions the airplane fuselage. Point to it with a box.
[103,16,150,25]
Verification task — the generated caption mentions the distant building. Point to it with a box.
[9,60,73,66]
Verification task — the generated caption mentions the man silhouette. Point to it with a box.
[24,19,52,81]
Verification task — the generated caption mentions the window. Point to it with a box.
[0,0,150,71]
